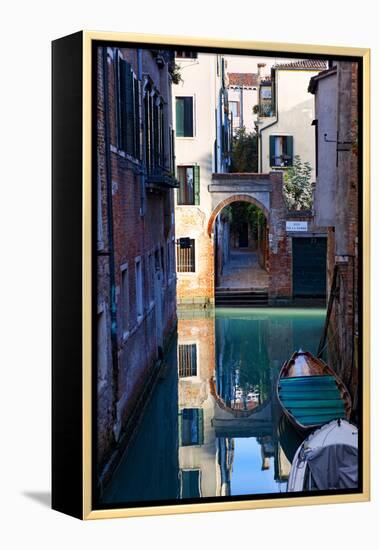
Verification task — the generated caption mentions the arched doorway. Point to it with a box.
[208,196,269,300]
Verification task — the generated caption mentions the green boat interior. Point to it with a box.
[278,375,346,427]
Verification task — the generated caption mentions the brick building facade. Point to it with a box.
[96,46,178,480]
[309,61,359,413]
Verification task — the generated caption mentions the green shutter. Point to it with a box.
[286,136,293,166]
[198,409,204,445]
[269,135,275,166]
[183,97,193,137]
[124,62,135,155]
[194,166,200,205]
[119,59,127,150]
[178,410,182,446]
[176,98,184,137]
[134,78,140,159]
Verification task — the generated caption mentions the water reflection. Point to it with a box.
[102,307,325,505]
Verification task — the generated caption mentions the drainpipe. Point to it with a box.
[259,69,279,172]
[239,86,244,129]
[102,47,119,437]
[137,49,145,215]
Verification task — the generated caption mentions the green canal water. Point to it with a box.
[102,307,325,506]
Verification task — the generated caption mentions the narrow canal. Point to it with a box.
[102,307,325,505]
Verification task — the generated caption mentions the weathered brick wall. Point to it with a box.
[267,171,292,302]
[97,46,177,471]
[327,62,359,407]
[176,207,215,307]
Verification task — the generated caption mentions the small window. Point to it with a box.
[269,135,293,167]
[229,101,240,118]
[178,344,197,377]
[177,166,200,205]
[121,265,129,334]
[176,239,195,272]
[175,51,198,59]
[179,409,204,446]
[176,97,194,137]
[180,470,201,499]
[135,259,143,319]
[116,57,140,159]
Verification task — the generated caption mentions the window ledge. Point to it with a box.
[110,144,141,165]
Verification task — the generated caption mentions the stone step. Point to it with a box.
[215,289,269,307]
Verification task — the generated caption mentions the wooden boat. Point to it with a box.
[287,419,358,492]
[277,350,352,435]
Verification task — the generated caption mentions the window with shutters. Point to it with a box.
[177,165,200,205]
[178,344,197,377]
[144,86,166,174]
[135,258,143,321]
[176,96,194,137]
[269,135,293,167]
[115,56,141,160]
[178,409,204,446]
[176,239,195,272]
[120,263,129,337]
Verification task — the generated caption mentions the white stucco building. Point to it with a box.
[173,52,231,307]
[257,60,328,179]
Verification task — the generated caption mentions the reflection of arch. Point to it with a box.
[209,377,269,418]
[207,194,269,237]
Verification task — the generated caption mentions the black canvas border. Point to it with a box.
[52,31,84,519]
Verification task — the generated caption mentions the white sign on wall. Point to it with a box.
[286,221,308,232]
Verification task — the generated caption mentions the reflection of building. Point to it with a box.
[257,60,327,176]
[308,61,359,411]
[176,309,326,498]
[97,46,178,474]
[173,53,231,308]
[177,310,223,498]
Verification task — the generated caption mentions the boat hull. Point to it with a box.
[276,351,352,435]
[287,420,358,492]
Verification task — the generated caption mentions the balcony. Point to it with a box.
[145,166,180,191]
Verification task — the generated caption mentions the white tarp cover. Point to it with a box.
[306,444,358,490]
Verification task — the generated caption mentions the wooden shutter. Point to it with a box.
[194,166,200,205]
[183,97,193,137]
[178,410,183,446]
[286,136,293,166]
[119,59,127,151]
[124,61,135,155]
[176,98,184,137]
[134,77,141,159]
[269,135,275,166]
[197,409,204,445]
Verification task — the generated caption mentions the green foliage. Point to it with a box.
[170,64,183,85]
[230,126,258,173]
[229,202,266,239]
[283,155,313,210]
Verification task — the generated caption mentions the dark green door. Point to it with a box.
[292,237,327,297]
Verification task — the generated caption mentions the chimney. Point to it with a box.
[257,63,266,79]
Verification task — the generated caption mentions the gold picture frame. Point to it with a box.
[52,31,370,520]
